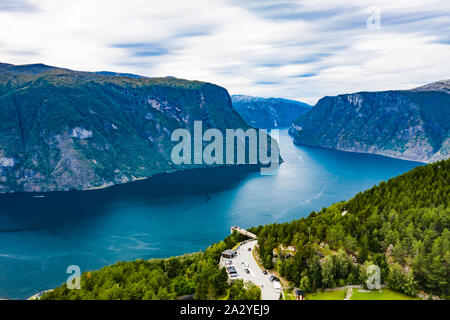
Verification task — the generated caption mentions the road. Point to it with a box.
[232,240,280,300]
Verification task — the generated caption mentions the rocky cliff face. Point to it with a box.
[0,63,276,192]
[289,80,450,163]
[231,95,311,128]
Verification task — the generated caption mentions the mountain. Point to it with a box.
[0,63,277,193]
[43,159,450,300]
[412,79,450,94]
[231,95,311,128]
[289,80,450,163]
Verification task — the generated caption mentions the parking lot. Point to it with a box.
[224,240,281,300]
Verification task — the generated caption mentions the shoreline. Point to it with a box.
[28,289,53,300]
[0,163,261,195]
[290,138,429,164]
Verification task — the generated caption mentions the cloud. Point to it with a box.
[0,0,37,12]
[233,1,357,22]
[255,80,282,85]
[0,0,449,104]
[291,73,318,78]
[111,43,171,57]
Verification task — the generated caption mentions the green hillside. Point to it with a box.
[254,158,449,297]
[42,232,255,300]
[0,63,275,192]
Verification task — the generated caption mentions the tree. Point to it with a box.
[386,263,406,293]
[300,276,311,293]
[308,255,322,290]
[404,271,418,296]
[392,240,405,264]
[344,235,357,253]
[321,255,335,288]
[229,280,261,300]
[357,236,369,263]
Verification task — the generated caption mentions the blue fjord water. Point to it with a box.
[0,130,422,299]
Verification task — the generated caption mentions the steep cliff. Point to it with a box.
[0,63,276,192]
[289,80,450,163]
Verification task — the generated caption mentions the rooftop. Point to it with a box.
[222,249,237,255]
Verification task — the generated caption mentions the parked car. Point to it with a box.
[248,248,251,251]
[273,281,281,293]
[227,266,237,274]
[245,269,250,274]
[263,270,268,275]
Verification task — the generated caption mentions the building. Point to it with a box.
[221,249,237,259]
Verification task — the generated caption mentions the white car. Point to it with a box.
[273,281,281,293]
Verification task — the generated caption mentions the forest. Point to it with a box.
[251,159,449,298]
[42,232,257,300]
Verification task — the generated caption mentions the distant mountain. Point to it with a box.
[289,80,450,163]
[0,63,277,192]
[411,79,450,94]
[232,95,311,128]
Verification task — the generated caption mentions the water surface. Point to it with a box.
[0,130,422,299]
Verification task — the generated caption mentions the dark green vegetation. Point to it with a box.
[42,232,260,300]
[232,95,311,128]
[289,80,450,163]
[253,159,449,298]
[0,63,277,192]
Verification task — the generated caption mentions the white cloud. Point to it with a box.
[0,0,449,104]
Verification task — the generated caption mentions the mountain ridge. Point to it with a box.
[289,80,450,163]
[0,63,276,193]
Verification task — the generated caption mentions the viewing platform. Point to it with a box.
[230,226,257,239]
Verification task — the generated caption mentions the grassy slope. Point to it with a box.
[350,289,420,300]
[305,289,347,300]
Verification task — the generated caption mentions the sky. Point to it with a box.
[0,0,449,104]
